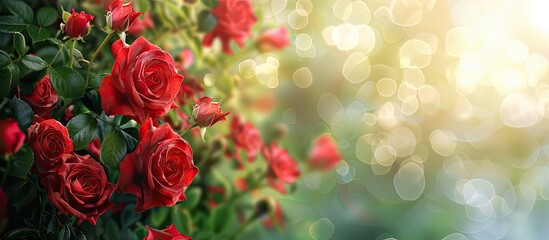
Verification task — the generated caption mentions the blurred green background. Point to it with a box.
[240,0,549,239]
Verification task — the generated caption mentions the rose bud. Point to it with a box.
[263,200,284,229]
[62,9,94,38]
[99,37,184,124]
[202,0,257,54]
[179,49,194,69]
[144,224,191,240]
[21,74,59,118]
[230,116,262,164]
[87,138,101,158]
[192,96,230,128]
[257,27,290,52]
[27,117,73,175]
[262,143,300,194]
[116,118,198,212]
[309,135,342,171]
[126,12,154,35]
[42,154,114,225]
[0,118,25,156]
[106,0,142,32]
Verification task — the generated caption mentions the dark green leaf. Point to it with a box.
[0,16,28,33]
[201,0,219,8]
[121,228,138,240]
[49,66,86,98]
[173,208,193,234]
[8,62,19,88]
[13,32,26,56]
[100,131,127,169]
[46,38,63,46]
[67,114,98,150]
[0,49,11,69]
[18,67,47,95]
[209,203,236,234]
[197,10,217,32]
[151,207,170,227]
[0,67,12,97]
[3,0,34,23]
[57,226,71,240]
[121,128,138,152]
[27,25,51,43]
[121,204,141,228]
[71,228,87,240]
[21,55,46,71]
[8,97,34,131]
[82,90,102,114]
[105,219,120,240]
[3,227,39,240]
[9,144,33,178]
[37,7,58,27]
[13,181,38,210]
[46,216,58,234]
[178,187,202,209]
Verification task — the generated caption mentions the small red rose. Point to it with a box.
[192,97,229,128]
[262,143,300,194]
[230,116,262,164]
[107,0,142,32]
[263,200,284,229]
[42,154,114,225]
[0,118,25,155]
[87,138,101,158]
[116,118,198,212]
[63,9,94,38]
[99,37,183,124]
[21,74,58,118]
[144,224,191,240]
[309,135,342,171]
[257,27,290,52]
[27,117,73,175]
[202,0,257,54]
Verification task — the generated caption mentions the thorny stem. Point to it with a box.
[85,32,116,89]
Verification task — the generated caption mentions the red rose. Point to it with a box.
[262,144,300,194]
[262,200,284,229]
[126,12,154,35]
[257,27,290,52]
[144,224,191,240]
[107,0,142,32]
[192,97,229,128]
[230,116,262,163]
[27,117,73,175]
[42,154,114,225]
[99,37,184,124]
[21,74,59,118]
[0,118,25,155]
[87,138,101,158]
[309,135,342,171]
[116,118,198,212]
[202,0,257,54]
[63,9,94,38]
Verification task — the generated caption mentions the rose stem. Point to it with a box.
[85,32,116,89]
[68,39,76,68]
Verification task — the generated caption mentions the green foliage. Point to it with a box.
[7,97,34,131]
[49,67,86,98]
[67,114,98,150]
[21,55,46,72]
[201,0,219,8]
[37,7,58,27]
[173,207,193,234]
[13,32,26,57]
[27,25,51,43]
[8,144,34,178]
[100,130,127,169]
[0,16,28,33]
[3,0,33,23]
[197,10,217,32]
[209,203,236,234]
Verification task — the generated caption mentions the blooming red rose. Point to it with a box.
[99,37,183,124]
[42,154,114,225]
[257,27,290,52]
[202,0,257,54]
[309,135,342,171]
[63,9,94,38]
[21,74,59,118]
[144,224,191,240]
[192,97,229,128]
[262,144,300,194]
[87,138,101,158]
[179,49,194,69]
[127,12,154,35]
[27,117,73,175]
[0,118,25,155]
[230,116,262,164]
[107,0,142,32]
[116,118,198,212]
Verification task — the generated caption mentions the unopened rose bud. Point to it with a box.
[192,96,230,128]
[62,9,94,38]
[106,0,142,33]
[0,118,25,155]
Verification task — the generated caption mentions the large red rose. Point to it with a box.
[0,118,25,155]
[99,37,183,124]
[230,116,262,164]
[42,154,114,225]
[202,0,257,54]
[144,224,191,240]
[116,118,198,212]
[21,74,58,118]
[106,0,142,32]
[262,143,300,194]
[27,117,73,175]
[309,135,342,171]
[192,97,229,128]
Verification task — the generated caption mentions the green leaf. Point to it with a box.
[67,114,98,150]
[27,25,50,43]
[0,67,12,97]
[121,228,138,240]
[0,16,27,33]
[173,208,193,234]
[201,0,219,8]
[151,207,170,227]
[3,0,34,23]
[70,227,87,240]
[100,131,127,169]
[121,128,138,152]
[13,32,26,56]
[8,145,33,178]
[105,219,120,240]
[8,97,34,131]
[121,204,141,229]
[57,226,71,240]
[82,90,102,114]
[3,227,39,240]
[209,203,236,234]
[21,55,46,71]
[37,7,58,27]
[13,180,38,210]
[49,67,86,98]
[197,10,217,32]
[0,50,11,69]
[178,187,202,209]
